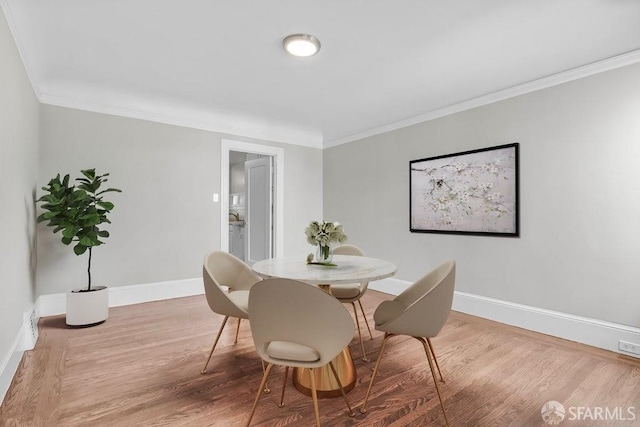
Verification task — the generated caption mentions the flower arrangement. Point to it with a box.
[305,220,347,247]
[305,220,347,264]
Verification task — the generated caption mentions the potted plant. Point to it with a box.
[37,169,122,326]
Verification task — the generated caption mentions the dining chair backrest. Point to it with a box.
[331,243,375,361]
[332,244,365,257]
[379,260,455,338]
[332,244,369,295]
[203,251,261,318]
[248,278,355,368]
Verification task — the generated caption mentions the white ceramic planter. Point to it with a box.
[66,286,109,326]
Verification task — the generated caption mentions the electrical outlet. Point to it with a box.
[618,340,640,356]
[21,309,39,350]
[30,309,38,343]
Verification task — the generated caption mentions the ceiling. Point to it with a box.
[3,0,640,148]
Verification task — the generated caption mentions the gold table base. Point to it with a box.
[292,347,356,398]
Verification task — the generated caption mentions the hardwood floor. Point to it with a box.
[1,290,639,426]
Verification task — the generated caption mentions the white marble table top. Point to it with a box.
[252,255,397,285]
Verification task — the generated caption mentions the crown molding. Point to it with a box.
[324,49,640,149]
[37,48,640,151]
[1,0,42,100]
[39,92,324,149]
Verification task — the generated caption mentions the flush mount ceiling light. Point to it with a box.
[282,33,321,57]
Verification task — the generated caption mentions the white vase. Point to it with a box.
[66,286,109,326]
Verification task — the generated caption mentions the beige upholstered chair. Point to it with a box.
[331,244,373,361]
[246,278,356,427]
[360,260,456,426]
[201,251,262,375]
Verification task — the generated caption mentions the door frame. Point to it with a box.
[220,139,284,257]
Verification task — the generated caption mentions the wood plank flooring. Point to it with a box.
[1,290,639,426]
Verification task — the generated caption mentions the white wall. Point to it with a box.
[324,62,640,328]
[0,3,39,395]
[37,106,323,296]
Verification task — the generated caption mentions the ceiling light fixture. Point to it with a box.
[282,33,321,57]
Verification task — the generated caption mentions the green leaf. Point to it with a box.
[73,243,88,255]
[97,230,110,238]
[97,201,114,210]
[87,216,101,226]
[61,236,73,245]
[62,227,78,239]
[79,211,99,220]
[37,194,57,203]
[97,188,122,195]
[80,169,96,180]
[73,190,88,200]
[76,183,91,192]
[306,261,338,267]
[79,236,95,247]
[40,202,61,210]
[43,211,59,219]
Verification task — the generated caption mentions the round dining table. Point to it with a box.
[252,254,397,398]
[252,254,397,285]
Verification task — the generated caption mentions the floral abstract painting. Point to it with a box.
[410,143,519,236]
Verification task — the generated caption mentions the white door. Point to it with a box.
[244,156,273,264]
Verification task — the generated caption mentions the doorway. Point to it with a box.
[229,152,272,263]
[220,139,284,263]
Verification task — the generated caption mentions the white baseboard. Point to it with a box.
[36,278,205,318]
[370,278,640,358]
[0,307,36,407]
[0,346,23,409]
[369,277,411,295]
[108,278,204,308]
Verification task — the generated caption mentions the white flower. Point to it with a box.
[455,191,470,204]
[481,164,499,175]
[452,162,468,173]
[305,220,347,247]
[440,213,455,226]
[432,197,450,211]
[485,192,502,202]
[479,182,494,191]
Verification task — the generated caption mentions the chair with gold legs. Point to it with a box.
[246,278,356,427]
[360,260,456,426]
[201,251,261,375]
[331,244,373,361]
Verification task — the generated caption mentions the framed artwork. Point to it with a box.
[410,143,519,237]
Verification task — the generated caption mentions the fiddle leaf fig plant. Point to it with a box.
[37,169,122,291]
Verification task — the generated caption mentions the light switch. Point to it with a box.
[213,193,219,202]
